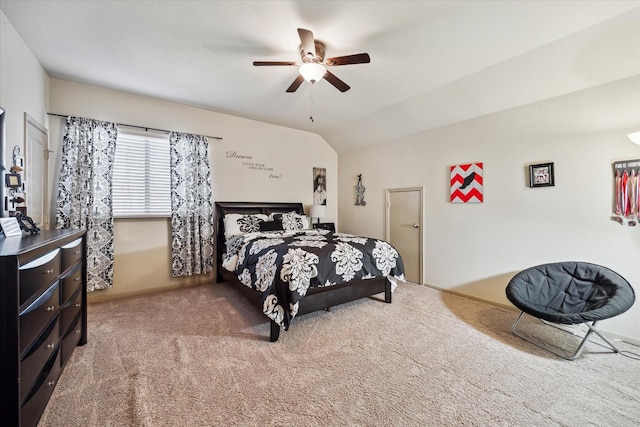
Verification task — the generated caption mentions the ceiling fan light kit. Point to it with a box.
[299,62,326,83]
[253,28,370,93]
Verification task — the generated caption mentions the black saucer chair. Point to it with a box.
[506,262,635,360]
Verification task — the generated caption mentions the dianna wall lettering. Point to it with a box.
[225,151,253,160]
[225,150,282,179]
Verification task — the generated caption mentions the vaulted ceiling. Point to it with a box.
[1,1,639,152]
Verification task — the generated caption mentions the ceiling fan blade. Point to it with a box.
[325,53,371,66]
[286,75,305,93]
[253,61,297,66]
[324,70,350,92]
[297,28,316,59]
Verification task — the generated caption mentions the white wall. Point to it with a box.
[47,79,337,299]
[0,10,49,217]
[2,8,338,301]
[339,75,640,342]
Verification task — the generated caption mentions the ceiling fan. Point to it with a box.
[253,28,370,93]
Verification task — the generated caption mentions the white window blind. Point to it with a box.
[112,130,171,218]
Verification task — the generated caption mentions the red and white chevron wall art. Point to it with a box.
[450,163,483,203]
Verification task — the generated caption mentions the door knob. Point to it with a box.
[413,224,419,228]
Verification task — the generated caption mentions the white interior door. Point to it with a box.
[25,114,49,228]
[386,187,423,284]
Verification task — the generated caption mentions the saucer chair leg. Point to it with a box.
[584,321,622,354]
[511,312,619,360]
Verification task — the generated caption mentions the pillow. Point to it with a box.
[271,212,310,231]
[224,213,269,239]
[259,218,284,232]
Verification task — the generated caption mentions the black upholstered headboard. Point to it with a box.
[214,201,304,281]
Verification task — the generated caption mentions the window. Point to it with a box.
[112,130,171,218]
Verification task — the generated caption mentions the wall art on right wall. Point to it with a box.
[612,159,640,226]
[529,162,554,188]
[450,163,483,203]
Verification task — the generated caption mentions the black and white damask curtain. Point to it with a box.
[55,116,118,291]
[169,132,214,276]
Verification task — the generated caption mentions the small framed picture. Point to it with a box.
[5,173,22,188]
[529,162,554,188]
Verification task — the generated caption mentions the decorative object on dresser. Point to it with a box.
[14,212,40,235]
[1,217,23,237]
[0,229,87,427]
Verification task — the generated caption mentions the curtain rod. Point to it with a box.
[46,112,222,140]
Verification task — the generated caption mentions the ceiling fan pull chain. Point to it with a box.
[309,85,315,123]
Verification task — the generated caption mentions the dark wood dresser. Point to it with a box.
[0,229,87,427]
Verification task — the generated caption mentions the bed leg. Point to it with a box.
[385,278,392,303]
[270,320,280,342]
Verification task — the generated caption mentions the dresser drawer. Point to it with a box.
[21,349,61,427]
[61,312,82,366]
[20,317,60,403]
[61,266,82,304]
[60,238,83,273]
[61,287,82,335]
[19,249,60,307]
[19,282,60,355]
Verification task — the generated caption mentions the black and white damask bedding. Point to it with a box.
[222,227,405,330]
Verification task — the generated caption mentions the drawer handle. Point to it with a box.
[75,329,81,334]
[75,277,81,281]
[45,305,55,311]
[47,343,55,349]
[44,269,54,274]
[74,250,81,254]
[47,380,55,387]
[75,303,81,307]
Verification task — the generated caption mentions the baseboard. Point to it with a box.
[420,282,640,347]
[421,282,517,311]
[87,280,215,304]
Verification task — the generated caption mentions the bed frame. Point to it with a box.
[214,201,392,342]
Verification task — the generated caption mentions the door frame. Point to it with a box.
[385,187,424,285]
[24,113,49,229]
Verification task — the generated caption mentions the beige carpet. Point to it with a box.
[39,282,640,426]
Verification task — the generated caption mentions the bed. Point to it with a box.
[215,201,405,342]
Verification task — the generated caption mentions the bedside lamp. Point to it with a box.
[309,204,326,224]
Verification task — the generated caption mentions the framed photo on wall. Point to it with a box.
[5,173,21,188]
[313,167,327,205]
[529,162,554,188]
